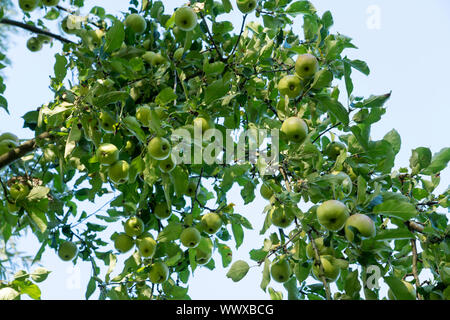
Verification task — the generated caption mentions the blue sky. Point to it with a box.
[1,0,449,299]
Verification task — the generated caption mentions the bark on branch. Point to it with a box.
[0,132,52,169]
[308,230,332,300]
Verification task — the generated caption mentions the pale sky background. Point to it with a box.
[1,0,449,300]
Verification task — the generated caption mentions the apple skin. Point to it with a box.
[159,154,177,173]
[42,0,59,6]
[125,14,147,35]
[278,75,303,98]
[180,227,202,248]
[387,280,416,300]
[195,237,213,265]
[281,117,309,143]
[9,183,30,201]
[114,233,135,253]
[124,216,145,237]
[0,133,19,143]
[148,261,169,284]
[312,255,340,281]
[0,140,18,156]
[260,183,273,200]
[147,137,171,160]
[108,160,130,184]
[154,203,172,220]
[185,180,199,197]
[344,214,376,242]
[96,143,119,166]
[201,213,223,235]
[270,206,294,228]
[270,256,291,283]
[58,241,78,261]
[295,54,319,79]
[26,37,42,52]
[99,111,116,133]
[19,0,38,12]
[325,141,347,160]
[306,237,334,259]
[316,200,349,231]
[136,105,152,126]
[37,34,52,45]
[136,235,157,258]
[236,0,257,14]
[174,7,198,32]
[193,117,213,133]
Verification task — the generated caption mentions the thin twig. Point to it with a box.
[229,14,247,57]
[199,12,224,62]
[410,239,423,300]
[308,230,332,300]
[312,122,342,144]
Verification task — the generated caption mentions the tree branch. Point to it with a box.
[404,220,424,233]
[199,12,224,62]
[312,122,342,144]
[0,18,75,44]
[0,132,52,170]
[410,239,423,300]
[308,230,332,300]
[229,14,247,57]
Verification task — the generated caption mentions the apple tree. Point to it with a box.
[0,0,449,300]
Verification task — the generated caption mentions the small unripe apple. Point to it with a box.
[278,75,303,98]
[201,213,223,235]
[124,13,147,35]
[185,180,199,198]
[159,154,177,173]
[99,111,116,133]
[26,37,42,52]
[7,201,19,213]
[147,137,171,160]
[148,261,169,284]
[151,53,166,65]
[114,233,135,253]
[0,140,18,156]
[236,0,257,14]
[108,160,130,184]
[124,216,145,237]
[154,203,172,220]
[19,0,38,12]
[174,7,198,32]
[0,133,19,143]
[96,143,119,166]
[312,255,340,281]
[195,237,213,265]
[180,227,201,248]
[344,214,376,242]
[142,39,151,50]
[42,0,59,6]
[260,183,273,200]
[37,34,52,45]
[306,237,334,259]
[58,241,78,261]
[270,256,291,283]
[9,182,30,201]
[281,117,309,143]
[316,200,349,231]
[136,235,157,258]
[295,54,319,79]
[135,105,152,126]
[325,141,347,160]
[193,116,214,134]
[270,206,294,228]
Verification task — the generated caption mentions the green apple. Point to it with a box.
[330,171,353,195]
[9,183,30,201]
[173,47,184,61]
[147,137,171,160]
[180,227,202,248]
[151,53,166,65]
[19,0,38,12]
[281,117,309,143]
[159,154,177,173]
[143,39,151,50]
[193,116,213,133]
[42,0,59,6]
[0,133,19,143]
[185,180,199,197]
[0,140,18,156]
[260,183,273,200]
[148,261,169,284]
[312,255,340,281]
[387,280,416,300]
[96,143,119,166]
[278,75,302,98]
[124,216,145,237]
[201,213,223,235]
[135,105,152,126]
[154,203,172,220]
[7,201,19,213]
[86,29,105,48]
[125,13,147,35]
[316,200,349,231]
[195,238,213,265]
[58,241,78,261]
[270,206,294,228]
[142,51,156,64]
[295,53,319,79]
[26,37,42,52]
[136,235,157,258]
[99,111,116,133]
[37,34,52,45]
[108,160,130,184]
[270,256,291,283]
[114,233,135,253]
[236,0,257,14]
[344,213,376,242]
[306,237,334,259]
[174,7,198,32]
[325,141,347,160]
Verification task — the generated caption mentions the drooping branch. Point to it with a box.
[0,131,52,170]
[308,230,332,300]
[0,18,75,44]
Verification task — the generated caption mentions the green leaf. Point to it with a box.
[383,129,401,155]
[349,59,370,75]
[20,282,41,300]
[54,54,67,83]
[157,222,183,242]
[105,253,117,283]
[311,69,333,90]
[221,0,232,12]
[316,94,349,125]
[105,20,125,53]
[354,92,391,109]
[205,79,230,104]
[268,287,283,300]
[356,176,367,205]
[0,95,8,113]
[64,121,82,158]
[226,260,250,282]
[343,60,353,97]
[260,258,271,292]
[85,277,97,300]
[30,267,51,283]
[409,147,432,175]
[155,87,177,106]
[374,229,415,241]
[283,277,299,300]
[344,270,361,299]
[122,116,147,143]
[27,186,50,201]
[217,243,233,268]
[93,91,129,108]
[286,1,316,16]
[384,276,416,300]
[422,147,450,175]
[231,222,244,249]
[0,287,20,300]
[373,200,417,221]
[28,209,48,233]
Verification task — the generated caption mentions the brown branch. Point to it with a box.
[279,165,291,192]
[0,18,75,44]
[404,220,424,233]
[308,230,332,300]
[257,227,303,266]
[312,122,342,144]
[0,132,52,169]
[410,239,423,300]
[229,14,247,57]
[199,12,225,62]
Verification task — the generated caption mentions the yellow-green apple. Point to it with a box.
[135,105,152,126]
[201,213,223,235]
[154,203,172,220]
[270,256,291,283]
[108,160,130,184]
[159,154,177,173]
[114,233,135,253]
[180,227,201,248]
[99,111,116,133]
[306,237,334,259]
[193,116,214,134]
[136,234,157,258]
[236,0,257,14]
[147,137,171,160]
[278,75,302,98]
[124,216,145,237]
[281,117,309,143]
[185,180,199,197]
[58,241,78,261]
[19,0,38,12]
[325,141,347,160]
[295,53,319,79]
[195,237,213,265]
[270,206,294,228]
[174,7,198,32]
[312,255,340,281]
[26,37,42,52]
[148,261,169,284]
[173,47,184,61]
[344,213,376,242]
[125,13,147,34]
[9,183,30,201]
[260,183,273,200]
[143,39,151,50]
[316,200,349,231]
[96,143,119,166]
